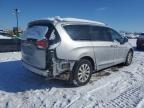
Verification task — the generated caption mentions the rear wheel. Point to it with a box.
[70,59,92,86]
[124,50,133,66]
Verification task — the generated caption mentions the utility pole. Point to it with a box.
[13,8,20,37]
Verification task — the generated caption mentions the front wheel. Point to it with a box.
[70,59,93,86]
[124,50,133,66]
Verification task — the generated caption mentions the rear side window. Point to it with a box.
[49,29,60,45]
[23,26,48,40]
[63,25,91,40]
[90,26,112,41]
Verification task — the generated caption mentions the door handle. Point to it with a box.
[110,45,115,47]
[110,45,118,48]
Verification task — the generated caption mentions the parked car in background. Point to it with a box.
[125,34,139,39]
[0,33,21,52]
[137,33,144,50]
[0,32,13,37]
[21,17,133,86]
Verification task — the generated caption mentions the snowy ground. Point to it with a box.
[0,35,12,39]
[0,39,144,108]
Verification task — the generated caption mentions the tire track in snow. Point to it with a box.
[64,95,80,108]
[64,66,144,108]
[102,83,144,108]
[64,77,121,108]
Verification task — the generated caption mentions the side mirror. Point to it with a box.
[120,37,128,44]
[124,37,128,43]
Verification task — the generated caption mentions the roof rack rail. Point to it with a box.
[47,16,106,26]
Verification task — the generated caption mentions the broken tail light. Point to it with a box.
[36,39,48,49]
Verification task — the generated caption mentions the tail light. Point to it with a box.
[36,39,48,49]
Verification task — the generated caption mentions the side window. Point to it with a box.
[90,26,112,41]
[49,29,60,45]
[63,25,91,40]
[105,28,113,41]
[110,29,123,43]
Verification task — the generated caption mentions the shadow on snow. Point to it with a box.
[0,60,128,93]
[0,60,68,93]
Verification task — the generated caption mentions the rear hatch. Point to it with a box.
[21,21,54,69]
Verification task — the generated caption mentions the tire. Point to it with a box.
[70,59,93,86]
[124,50,133,66]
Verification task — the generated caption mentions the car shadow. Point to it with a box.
[0,60,69,93]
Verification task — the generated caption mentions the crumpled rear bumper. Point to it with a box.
[22,60,50,77]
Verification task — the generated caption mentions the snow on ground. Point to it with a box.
[0,52,21,62]
[137,99,144,108]
[0,35,12,39]
[0,39,144,108]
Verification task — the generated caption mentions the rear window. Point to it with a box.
[63,25,91,40]
[22,26,48,40]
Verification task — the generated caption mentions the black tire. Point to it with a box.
[70,59,93,86]
[124,50,133,66]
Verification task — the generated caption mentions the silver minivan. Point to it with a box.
[21,17,133,86]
